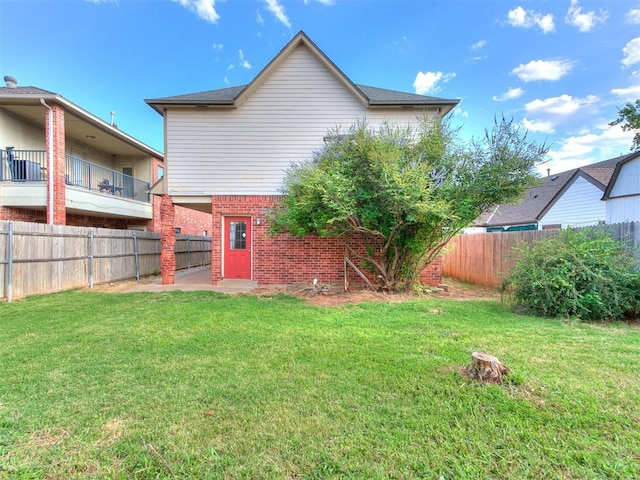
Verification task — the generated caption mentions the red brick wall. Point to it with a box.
[148,157,211,235]
[211,195,442,287]
[150,199,211,235]
[65,213,150,230]
[419,256,443,287]
[0,207,46,223]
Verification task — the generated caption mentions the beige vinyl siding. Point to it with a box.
[538,176,605,229]
[166,44,432,195]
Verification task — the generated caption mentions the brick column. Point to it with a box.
[46,104,66,225]
[419,256,443,286]
[160,194,176,284]
[211,196,222,284]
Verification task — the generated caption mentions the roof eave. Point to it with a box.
[144,99,237,115]
[2,92,163,159]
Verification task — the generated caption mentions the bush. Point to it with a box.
[505,228,640,321]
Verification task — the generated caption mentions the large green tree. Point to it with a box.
[610,99,640,152]
[269,117,548,291]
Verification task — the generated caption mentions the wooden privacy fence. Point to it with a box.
[442,221,640,287]
[0,221,211,301]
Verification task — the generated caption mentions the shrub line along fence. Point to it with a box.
[442,221,640,287]
[0,221,212,302]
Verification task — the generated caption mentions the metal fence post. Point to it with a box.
[6,222,13,303]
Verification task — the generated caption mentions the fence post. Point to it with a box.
[202,233,206,266]
[6,222,13,303]
[88,229,94,289]
[187,235,191,268]
[133,233,140,281]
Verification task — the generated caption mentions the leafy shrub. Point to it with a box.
[505,228,640,321]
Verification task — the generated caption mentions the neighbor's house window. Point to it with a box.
[157,166,164,180]
[174,227,181,234]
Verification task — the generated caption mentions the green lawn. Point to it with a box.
[1,290,639,479]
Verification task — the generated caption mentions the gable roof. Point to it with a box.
[601,151,640,200]
[476,155,625,228]
[145,31,459,115]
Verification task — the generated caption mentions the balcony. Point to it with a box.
[65,155,150,203]
[0,149,150,203]
[1,149,153,220]
[0,148,46,181]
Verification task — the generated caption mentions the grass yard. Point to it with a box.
[1,290,639,479]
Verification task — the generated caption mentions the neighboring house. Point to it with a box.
[473,155,624,232]
[145,31,459,285]
[602,151,640,223]
[0,76,210,233]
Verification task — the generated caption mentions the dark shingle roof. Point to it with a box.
[476,155,625,227]
[146,84,458,108]
[356,85,458,105]
[149,85,246,104]
[0,85,56,96]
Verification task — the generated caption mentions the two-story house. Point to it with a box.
[0,76,210,233]
[146,31,459,286]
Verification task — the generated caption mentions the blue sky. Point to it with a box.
[1,0,639,175]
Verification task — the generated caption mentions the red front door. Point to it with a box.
[224,217,251,279]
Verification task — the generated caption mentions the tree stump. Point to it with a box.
[465,352,510,384]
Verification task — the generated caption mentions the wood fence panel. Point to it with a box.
[175,234,212,270]
[1,221,212,301]
[442,222,640,287]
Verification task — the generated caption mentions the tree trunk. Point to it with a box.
[465,352,509,384]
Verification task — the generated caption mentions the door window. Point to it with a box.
[229,221,247,249]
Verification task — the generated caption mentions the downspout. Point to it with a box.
[40,99,54,225]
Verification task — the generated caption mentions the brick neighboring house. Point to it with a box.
[0,76,210,233]
[146,31,459,287]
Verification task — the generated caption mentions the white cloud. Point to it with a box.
[212,43,223,51]
[565,0,608,32]
[471,40,487,51]
[611,84,640,100]
[492,87,524,102]
[622,37,640,68]
[507,6,555,33]
[522,118,555,134]
[305,0,335,4]
[545,123,635,173]
[413,71,456,95]
[626,9,640,24]
[238,50,251,70]
[525,94,598,116]
[256,9,264,25]
[224,76,230,85]
[264,0,291,27]
[512,59,573,82]
[173,0,220,24]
